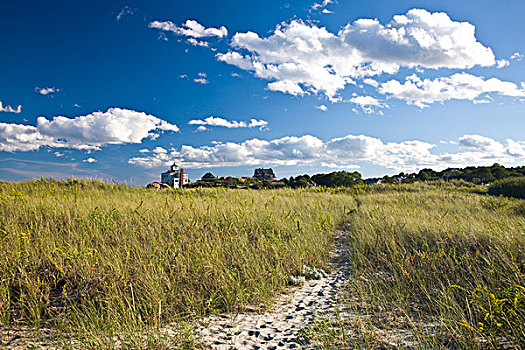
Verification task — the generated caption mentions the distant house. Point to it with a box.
[367,179,383,185]
[161,163,190,188]
[253,168,276,181]
[200,172,216,182]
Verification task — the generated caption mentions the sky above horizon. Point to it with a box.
[1,0,524,185]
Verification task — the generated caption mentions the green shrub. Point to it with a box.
[488,177,525,199]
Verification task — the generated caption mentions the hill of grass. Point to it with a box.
[308,183,525,349]
[0,179,355,348]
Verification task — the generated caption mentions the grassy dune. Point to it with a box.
[0,179,355,348]
[317,183,525,349]
[1,179,524,349]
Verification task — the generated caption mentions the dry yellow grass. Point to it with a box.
[0,179,355,348]
[313,183,525,349]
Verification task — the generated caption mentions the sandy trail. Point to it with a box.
[194,233,350,350]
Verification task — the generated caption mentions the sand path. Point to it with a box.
[195,233,350,349]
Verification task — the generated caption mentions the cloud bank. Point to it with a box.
[217,9,496,101]
[380,73,525,107]
[188,116,268,130]
[149,19,227,38]
[128,133,525,172]
[0,108,179,152]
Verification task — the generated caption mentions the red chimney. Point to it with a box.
[180,168,184,188]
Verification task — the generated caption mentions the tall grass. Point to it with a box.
[330,183,525,349]
[0,179,355,348]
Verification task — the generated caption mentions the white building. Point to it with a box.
[161,163,190,188]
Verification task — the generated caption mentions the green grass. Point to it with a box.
[0,178,355,348]
[318,182,525,349]
[2,179,524,349]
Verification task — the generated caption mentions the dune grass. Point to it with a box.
[2,179,523,349]
[314,182,525,349]
[0,179,355,348]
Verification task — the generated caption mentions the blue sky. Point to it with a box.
[1,0,524,184]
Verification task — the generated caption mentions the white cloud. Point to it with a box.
[348,95,386,114]
[217,9,495,101]
[316,104,328,111]
[193,78,209,84]
[129,133,525,172]
[363,78,379,87]
[496,59,510,68]
[54,152,65,157]
[198,72,207,77]
[149,19,227,38]
[312,0,335,10]
[510,52,524,61]
[349,95,381,106]
[187,38,209,47]
[83,157,97,163]
[0,101,22,114]
[458,134,506,153]
[116,6,134,21]
[0,108,179,152]
[321,162,360,169]
[322,9,334,14]
[153,146,168,154]
[35,87,59,96]
[267,80,307,96]
[379,73,525,108]
[188,116,268,130]
[473,98,491,104]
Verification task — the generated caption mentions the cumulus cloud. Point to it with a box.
[149,19,227,38]
[35,87,59,96]
[510,52,524,61]
[316,104,328,111]
[0,101,22,114]
[188,116,268,130]
[128,134,525,171]
[193,78,209,84]
[349,95,382,105]
[82,157,97,163]
[348,95,386,114]
[129,135,324,168]
[0,108,179,152]
[379,73,525,108]
[496,59,510,68]
[311,0,335,10]
[458,134,506,153]
[217,9,495,101]
[187,38,209,47]
[363,78,379,87]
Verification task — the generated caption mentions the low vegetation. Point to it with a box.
[1,178,524,349]
[488,176,525,199]
[0,178,355,348]
[311,182,525,349]
[368,163,525,185]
